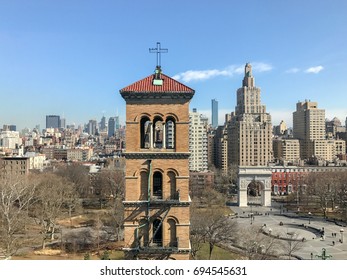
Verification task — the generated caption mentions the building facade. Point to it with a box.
[0,131,21,149]
[108,117,116,137]
[189,109,208,172]
[228,63,272,166]
[214,125,228,172]
[211,99,218,128]
[0,157,29,177]
[87,120,97,136]
[46,115,60,129]
[273,138,300,164]
[120,66,194,260]
[293,100,325,160]
[271,165,347,195]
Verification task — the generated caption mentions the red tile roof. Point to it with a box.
[119,72,194,94]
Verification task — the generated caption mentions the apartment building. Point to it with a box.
[189,109,208,172]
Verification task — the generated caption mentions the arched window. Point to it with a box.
[168,171,178,200]
[165,118,175,149]
[167,219,177,247]
[153,117,164,149]
[140,171,148,200]
[138,219,149,247]
[140,117,151,149]
[152,219,163,246]
[153,171,163,199]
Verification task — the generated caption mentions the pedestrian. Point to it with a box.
[332,241,335,246]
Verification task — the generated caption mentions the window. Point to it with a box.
[152,219,163,246]
[140,171,148,200]
[138,219,149,247]
[166,118,175,149]
[153,171,163,199]
[168,171,178,200]
[167,219,177,247]
[140,117,151,149]
[153,117,164,148]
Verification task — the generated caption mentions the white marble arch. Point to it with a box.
[238,166,272,207]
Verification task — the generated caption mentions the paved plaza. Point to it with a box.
[230,201,347,260]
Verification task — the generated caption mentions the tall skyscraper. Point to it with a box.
[108,117,116,137]
[46,115,60,129]
[211,99,218,128]
[87,119,97,135]
[189,108,208,171]
[293,100,326,159]
[100,116,106,131]
[60,118,66,129]
[228,63,272,166]
[114,116,120,130]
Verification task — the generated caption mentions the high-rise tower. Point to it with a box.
[46,115,60,129]
[189,108,208,172]
[108,117,116,137]
[293,100,326,159]
[211,99,218,128]
[228,63,272,166]
[120,64,194,259]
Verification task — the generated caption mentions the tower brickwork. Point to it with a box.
[120,67,194,259]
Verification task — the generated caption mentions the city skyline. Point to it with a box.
[1,0,347,130]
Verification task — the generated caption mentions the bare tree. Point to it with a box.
[213,165,238,195]
[306,172,341,217]
[236,226,282,260]
[336,172,347,222]
[93,168,125,240]
[191,204,237,259]
[281,234,304,260]
[0,175,36,258]
[190,200,207,259]
[93,168,124,201]
[32,173,78,249]
[95,214,103,254]
[57,164,91,198]
[111,197,124,241]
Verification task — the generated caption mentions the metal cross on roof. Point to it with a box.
[149,42,168,68]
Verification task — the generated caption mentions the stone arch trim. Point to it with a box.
[153,168,164,174]
[153,112,165,119]
[135,113,151,122]
[165,113,179,122]
[238,166,272,207]
[167,216,179,224]
[167,168,179,176]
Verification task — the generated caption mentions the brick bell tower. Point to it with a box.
[119,44,194,260]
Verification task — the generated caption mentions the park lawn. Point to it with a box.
[195,243,243,260]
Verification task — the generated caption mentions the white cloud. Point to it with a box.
[305,65,324,74]
[251,62,273,73]
[285,67,300,74]
[173,62,273,83]
[172,69,232,83]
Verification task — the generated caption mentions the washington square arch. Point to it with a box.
[237,166,272,207]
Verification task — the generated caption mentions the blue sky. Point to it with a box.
[1,0,347,131]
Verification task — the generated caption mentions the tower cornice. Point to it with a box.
[124,152,190,159]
